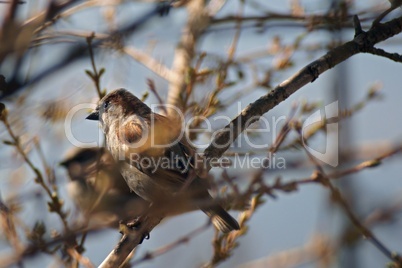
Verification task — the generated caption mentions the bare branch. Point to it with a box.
[123,46,178,82]
[314,172,402,265]
[365,47,402,63]
[0,4,170,99]
[98,216,163,268]
[166,0,210,112]
[203,15,402,167]
[0,109,71,233]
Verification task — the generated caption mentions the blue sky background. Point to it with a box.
[1,0,402,267]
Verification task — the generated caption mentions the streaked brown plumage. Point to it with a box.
[86,88,239,233]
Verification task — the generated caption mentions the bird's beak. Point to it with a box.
[86,110,99,120]
[59,160,69,167]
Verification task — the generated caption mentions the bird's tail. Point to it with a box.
[203,205,240,233]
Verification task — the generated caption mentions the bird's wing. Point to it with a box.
[120,113,207,193]
[120,120,144,144]
[119,113,182,157]
[147,139,212,201]
[127,140,192,190]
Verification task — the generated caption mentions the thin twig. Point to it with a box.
[320,172,402,264]
[365,47,402,63]
[147,78,167,114]
[33,137,56,191]
[1,115,71,233]
[299,133,402,266]
[226,2,244,62]
[87,33,104,98]
[123,46,178,83]
[66,248,95,268]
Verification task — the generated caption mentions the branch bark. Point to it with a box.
[98,216,162,268]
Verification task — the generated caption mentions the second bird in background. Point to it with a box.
[60,147,147,228]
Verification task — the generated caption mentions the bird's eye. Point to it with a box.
[103,101,110,110]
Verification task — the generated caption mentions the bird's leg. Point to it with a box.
[119,202,154,243]
[118,217,150,244]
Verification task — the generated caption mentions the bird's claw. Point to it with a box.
[142,232,150,243]
[118,218,150,244]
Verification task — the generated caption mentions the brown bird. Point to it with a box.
[60,147,146,228]
[86,88,239,233]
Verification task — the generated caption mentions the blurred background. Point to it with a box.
[0,0,402,267]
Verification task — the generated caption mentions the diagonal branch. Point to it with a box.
[203,15,402,167]
[98,216,163,268]
[123,46,179,82]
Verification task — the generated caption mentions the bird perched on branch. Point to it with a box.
[86,88,239,233]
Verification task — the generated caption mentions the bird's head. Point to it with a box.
[86,88,151,132]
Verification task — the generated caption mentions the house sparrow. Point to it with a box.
[86,88,239,233]
[60,147,146,228]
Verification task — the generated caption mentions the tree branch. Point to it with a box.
[166,0,209,112]
[123,46,179,83]
[203,15,402,167]
[98,216,163,268]
[365,47,402,63]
